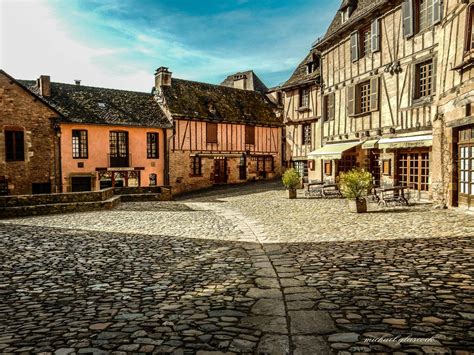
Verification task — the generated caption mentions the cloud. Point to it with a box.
[0,0,339,90]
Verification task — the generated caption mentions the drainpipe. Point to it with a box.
[319,55,325,182]
[164,126,175,187]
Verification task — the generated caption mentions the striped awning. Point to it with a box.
[308,141,362,160]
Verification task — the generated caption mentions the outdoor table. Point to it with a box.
[375,186,409,206]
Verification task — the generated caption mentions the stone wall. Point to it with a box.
[0,72,61,195]
[169,150,282,195]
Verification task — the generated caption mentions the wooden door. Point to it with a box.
[213,158,227,184]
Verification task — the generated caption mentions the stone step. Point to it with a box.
[119,193,170,202]
[0,196,121,218]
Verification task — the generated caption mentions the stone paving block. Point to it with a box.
[251,299,285,316]
[289,310,337,335]
[293,335,333,355]
[239,316,288,334]
[256,334,290,355]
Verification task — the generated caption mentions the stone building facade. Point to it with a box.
[154,67,283,194]
[432,0,474,208]
[0,70,61,195]
[20,75,172,192]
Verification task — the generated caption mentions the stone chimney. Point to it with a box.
[38,75,51,97]
[155,67,172,88]
[74,79,81,86]
[233,73,247,90]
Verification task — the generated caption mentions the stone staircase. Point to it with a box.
[0,186,172,218]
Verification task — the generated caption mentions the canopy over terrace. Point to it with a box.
[308,141,362,160]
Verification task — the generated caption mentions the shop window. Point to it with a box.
[191,156,202,176]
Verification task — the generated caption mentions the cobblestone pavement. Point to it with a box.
[1,180,473,354]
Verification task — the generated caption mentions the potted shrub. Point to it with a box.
[338,168,373,213]
[282,168,301,199]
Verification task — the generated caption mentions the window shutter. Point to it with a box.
[350,31,359,62]
[371,18,380,53]
[432,57,437,94]
[329,93,335,120]
[347,85,356,116]
[369,77,379,112]
[432,0,442,25]
[206,122,218,143]
[402,0,414,38]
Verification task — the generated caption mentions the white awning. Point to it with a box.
[378,135,432,149]
[308,141,362,160]
[361,139,379,149]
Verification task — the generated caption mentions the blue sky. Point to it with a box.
[1,0,339,91]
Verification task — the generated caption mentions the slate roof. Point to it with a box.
[282,49,320,89]
[220,70,268,94]
[19,80,172,128]
[315,0,388,49]
[160,78,281,126]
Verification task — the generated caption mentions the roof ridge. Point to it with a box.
[172,77,268,96]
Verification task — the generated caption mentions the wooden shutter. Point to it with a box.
[432,0,442,25]
[206,122,218,143]
[328,93,335,120]
[347,85,356,116]
[402,0,414,38]
[371,18,380,53]
[432,57,437,94]
[350,31,359,62]
[245,126,255,145]
[369,77,379,112]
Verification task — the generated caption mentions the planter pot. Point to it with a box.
[348,198,367,213]
[288,189,297,199]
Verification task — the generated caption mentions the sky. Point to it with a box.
[0,0,339,92]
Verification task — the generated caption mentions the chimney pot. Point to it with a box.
[74,79,81,86]
[155,67,172,88]
[38,75,51,97]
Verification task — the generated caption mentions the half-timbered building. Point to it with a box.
[311,0,444,199]
[20,76,172,192]
[280,49,322,182]
[153,67,283,194]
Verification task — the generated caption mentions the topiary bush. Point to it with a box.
[338,168,373,200]
[282,168,301,190]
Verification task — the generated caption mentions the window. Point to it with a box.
[299,88,310,108]
[206,122,218,144]
[358,81,371,114]
[245,126,255,145]
[337,154,357,174]
[402,0,442,38]
[348,77,379,116]
[5,130,24,161]
[191,156,202,176]
[147,132,159,159]
[360,26,371,57]
[324,93,335,121]
[415,60,434,99]
[302,123,312,145]
[397,151,430,192]
[72,130,88,159]
[109,131,129,167]
[324,161,332,176]
[466,6,474,52]
[341,6,352,23]
[350,19,380,62]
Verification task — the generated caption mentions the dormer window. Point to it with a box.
[341,6,352,23]
[98,102,106,108]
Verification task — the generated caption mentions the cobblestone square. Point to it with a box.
[1,181,473,354]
